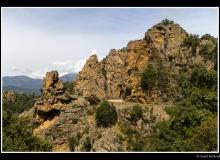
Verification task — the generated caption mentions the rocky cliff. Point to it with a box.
[74,21,215,103]
[21,70,168,152]
[74,21,189,103]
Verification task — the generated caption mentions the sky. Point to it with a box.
[1,8,219,79]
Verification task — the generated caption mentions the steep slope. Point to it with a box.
[21,71,169,152]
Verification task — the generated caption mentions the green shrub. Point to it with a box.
[82,137,92,152]
[141,63,168,93]
[141,63,157,92]
[63,81,75,94]
[119,121,145,151]
[3,92,37,114]
[148,63,217,151]
[95,101,118,127]
[201,34,216,42]
[199,34,217,67]
[190,64,217,90]
[127,136,145,151]
[3,112,52,151]
[165,106,178,117]
[162,19,174,25]
[191,116,217,151]
[129,105,143,122]
[68,136,78,151]
[181,34,200,55]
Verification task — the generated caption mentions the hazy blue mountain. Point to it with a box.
[60,73,76,82]
[3,75,43,89]
[2,73,76,95]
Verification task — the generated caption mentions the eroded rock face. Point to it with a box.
[74,39,150,102]
[25,71,91,127]
[74,21,213,103]
[74,22,188,103]
[74,55,107,99]
[145,23,187,51]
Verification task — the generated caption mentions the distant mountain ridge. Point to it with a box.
[2,73,76,94]
[59,73,76,82]
[3,75,42,89]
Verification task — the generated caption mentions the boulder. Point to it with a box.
[43,71,59,92]
[84,94,101,105]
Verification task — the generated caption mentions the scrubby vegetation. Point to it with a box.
[118,121,146,151]
[140,32,217,151]
[141,63,157,92]
[3,91,37,115]
[141,63,169,93]
[3,109,52,151]
[68,136,79,151]
[199,34,217,66]
[147,63,217,151]
[82,137,92,151]
[95,101,118,127]
[129,105,143,123]
[162,19,174,25]
[2,92,52,151]
[181,34,200,55]
[63,81,75,94]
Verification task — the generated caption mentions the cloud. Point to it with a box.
[91,49,97,55]
[73,59,87,72]
[50,49,103,75]
[24,58,87,79]
[2,8,218,79]
[27,68,50,79]
[52,60,72,66]
[11,66,19,72]
[52,59,86,73]
[90,49,103,61]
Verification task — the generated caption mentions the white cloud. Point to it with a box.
[73,59,87,72]
[59,71,69,77]
[27,68,50,79]
[89,49,103,61]
[52,60,72,66]
[2,8,218,79]
[52,59,86,73]
[24,58,87,79]
[91,49,97,55]
[11,66,19,72]
[5,48,106,79]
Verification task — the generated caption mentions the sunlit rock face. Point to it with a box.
[74,22,187,103]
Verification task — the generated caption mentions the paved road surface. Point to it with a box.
[107,99,124,103]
